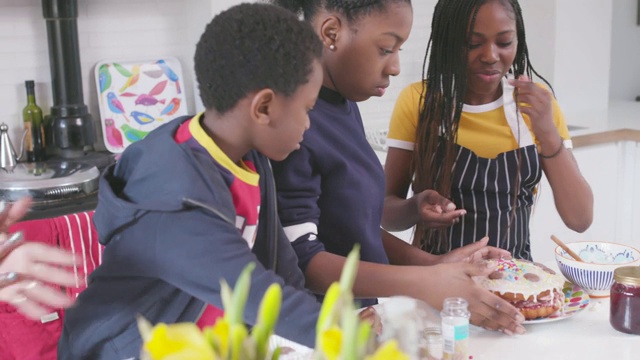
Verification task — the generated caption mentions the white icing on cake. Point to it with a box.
[473,259,566,303]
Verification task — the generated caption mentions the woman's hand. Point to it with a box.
[0,197,32,233]
[508,75,558,145]
[0,198,80,320]
[414,189,466,229]
[438,237,512,264]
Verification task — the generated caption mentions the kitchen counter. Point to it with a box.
[567,100,640,148]
[468,297,638,360]
[466,261,639,360]
[275,262,640,360]
[275,296,639,360]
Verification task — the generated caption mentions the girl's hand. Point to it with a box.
[439,237,512,264]
[418,262,526,335]
[358,306,382,336]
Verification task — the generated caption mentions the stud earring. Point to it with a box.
[329,44,335,51]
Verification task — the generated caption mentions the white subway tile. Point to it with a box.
[0,36,48,53]
[0,5,40,20]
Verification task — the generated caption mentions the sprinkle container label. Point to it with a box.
[442,320,469,360]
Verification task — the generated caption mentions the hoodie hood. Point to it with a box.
[94,117,236,245]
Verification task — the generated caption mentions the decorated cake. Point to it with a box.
[473,258,566,320]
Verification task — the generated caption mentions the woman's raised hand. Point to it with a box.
[508,75,557,141]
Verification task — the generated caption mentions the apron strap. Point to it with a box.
[501,76,535,148]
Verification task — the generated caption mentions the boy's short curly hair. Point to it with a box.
[194,3,323,114]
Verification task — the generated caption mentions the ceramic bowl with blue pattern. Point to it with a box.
[554,241,640,298]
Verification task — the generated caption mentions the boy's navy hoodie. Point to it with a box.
[58,116,321,359]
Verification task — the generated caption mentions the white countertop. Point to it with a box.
[561,100,640,137]
[374,288,639,360]
[275,260,640,360]
[469,297,638,360]
[464,262,639,360]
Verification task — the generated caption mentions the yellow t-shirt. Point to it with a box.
[387,81,571,159]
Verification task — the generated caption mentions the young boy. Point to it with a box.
[58,3,324,358]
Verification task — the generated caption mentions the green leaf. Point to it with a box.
[227,262,256,326]
[252,283,281,360]
[271,346,281,360]
[356,321,372,358]
[256,284,282,332]
[340,305,359,360]
[339,244,360,293]
[136,315,153,343]
[220,280,233,313]
[230,323,248,360]
[317,283,341,334]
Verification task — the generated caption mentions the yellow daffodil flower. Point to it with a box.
[144,322,216,360]
[319,326,343,360]
[205,318,229,358]
[365,340,409,360]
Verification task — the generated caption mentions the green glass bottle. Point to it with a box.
[23,80,45,162]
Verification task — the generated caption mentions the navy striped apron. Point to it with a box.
[425,79,542,260]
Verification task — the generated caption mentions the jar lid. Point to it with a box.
[614,266,640,286]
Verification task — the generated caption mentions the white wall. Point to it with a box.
[187,0,243,113]
[0,0,194,150]
[359,0,615,131]
[518,0,556,86]
[609,0,640,101]
[553,0,613,118]
[0,0,633,148]
[357,0,434,131]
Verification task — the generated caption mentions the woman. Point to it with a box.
[0,197,79,319]
[271,0,525,335]
[383,0,593,260]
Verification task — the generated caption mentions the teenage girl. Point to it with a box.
[272,0,526,335]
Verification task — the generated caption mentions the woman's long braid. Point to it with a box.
[413,0,552,253]
[413,0,480,252]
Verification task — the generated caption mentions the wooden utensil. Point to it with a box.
[551,235,584,262]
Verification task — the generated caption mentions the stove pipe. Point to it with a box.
[42,0,95,159]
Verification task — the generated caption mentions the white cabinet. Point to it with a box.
[530,141,640,264]
[632,142,640,245]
